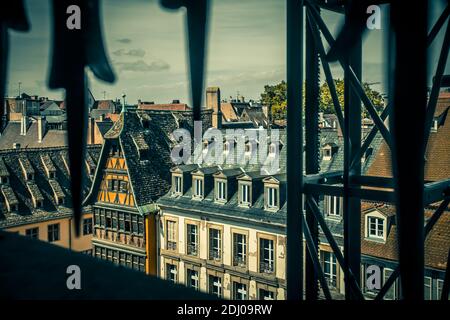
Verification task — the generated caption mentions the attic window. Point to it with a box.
[193,177,204,199]
[365,213,387,242]
[27,173,34,181]
[172,175,182,195]
[268,143,278,156]
[49,171,55,179]
[36,200,43,208]
[57,197,65,205]
[322,144,338,161]
[215,180,227,202]
[431,119,438,132]
[265,186,279,210]
[238,182,251,207]
[325,196,342,217]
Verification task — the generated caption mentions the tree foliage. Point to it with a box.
[260,79,385,120]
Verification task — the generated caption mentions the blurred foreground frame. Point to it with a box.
[0,0,449,301]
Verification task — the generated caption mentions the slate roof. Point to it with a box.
[361,203,450,271]
[84,109,207,211]
[0,121,67,149]
[367,93,450,181]
[0,145,100,228]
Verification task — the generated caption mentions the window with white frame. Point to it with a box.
[368,216,385,239]
[325,195,341,217]
[323,147,332,160]
[424,276,432,300]
[266,186,278,209]
[259,288,275,300]
[322,251,337,288]
[173,175,182,195]
[268,143,277,156]
[209,275,222,298]
[384,268,397,300]
[186,224,198,256]
[259,238,274,273]
[431,119,438,132]
[437,279,445,299]
[233,282,247,300]
[209,228,222,261]
[239,183,251,206]
[216,180,226,202]
[186,269,199,290]
[166,263,177,283]
[233,233,247,267]
[166,220,177,250]
[193,178,204,198]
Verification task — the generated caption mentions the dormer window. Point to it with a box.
[322,144,338,161]
[368,216,384,239]
[215,180,227,202]
[325,196,342,217]
[245,142,252,155]
[364,210,388,242]
[172,175,182,195]
[193,177,204,199]
[57,197,65,205]
[239,183,251,207]
[27,173,34,181]
[49,171,55,179]
[265,186,279,210]
[268,143,277,157]
[431,119,438,132]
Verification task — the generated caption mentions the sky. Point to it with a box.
[5,0,449,105]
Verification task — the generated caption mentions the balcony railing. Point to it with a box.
[187,243,198,256]
[167,241,177,251]
[209,249,221,261]
[233,256,246,268]
[260,261,274,274]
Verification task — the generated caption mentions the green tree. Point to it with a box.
[260,79,385,120]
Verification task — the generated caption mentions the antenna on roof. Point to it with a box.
[18,81,22,97]
[121,93,127,113]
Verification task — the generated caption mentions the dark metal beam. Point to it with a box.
[343,5,362,298]
[286,0,304,300]
[389,0,427,300]
[306,196,364,300]
[305,4,320,299]
[424,18,450,151]
[302,215,332,300]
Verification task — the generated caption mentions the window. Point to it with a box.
[266,187,278,209]
[173,175,182,195]
[259,289,275,300]
[166,264,177,283]
[48,223,60,242]
[25,227,39,239]
[268,143,277,156]
[83,218,93,235]
[424,277,432,300]
[166,220,177,250]
[437,279,445,299]
[138,217,144,235]
[384,268,397,300]
[132,256,139,271]
[233,233,247,267]
[209,275,222,298]
[118,212,125,230]
[187,224,198,256]
[194,178,203,198]
[112,212,118,229]
[216,180,226,202]
[209,228,222,261]
[431,119,438,132]
[119,252,126,266]
[323,147,332,160]
[326,196,341,217]
[322,251,337,288]
[368,216,384,239]
[187,269,199,290]
[132,215,138,233]
[259,238,274,273]
[124,214,131,232]
[233,282,247,300]
[239,183,251,206]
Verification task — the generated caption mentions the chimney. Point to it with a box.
[206,87,222,128]
[37,116,47,143]
[20,115,28,135]
[20,100,28,135]
[88,117,95,144]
